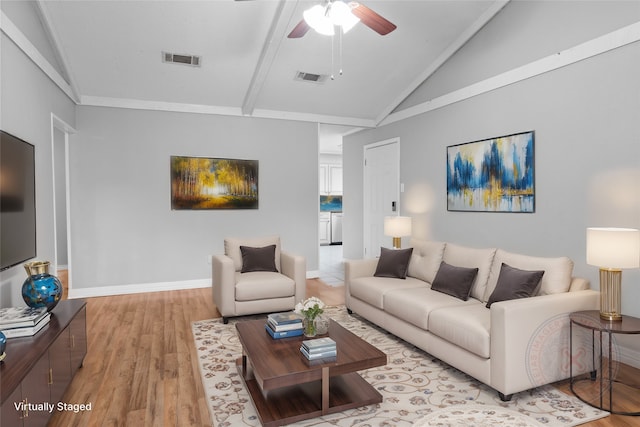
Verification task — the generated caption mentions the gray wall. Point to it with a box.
[344,1,640,318]
[0,32,76,306]
[70,106,319,291]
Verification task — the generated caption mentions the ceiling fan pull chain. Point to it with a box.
[339,26,344,76]
[330,32,335,80]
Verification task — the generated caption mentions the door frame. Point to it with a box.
[363,137,400,258]
[51,114,76,292]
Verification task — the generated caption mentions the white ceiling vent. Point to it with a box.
[294,71,328,84]
[162,52,201,67]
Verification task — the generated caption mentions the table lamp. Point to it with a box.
[384,216,412,249]
[586,227,640,321]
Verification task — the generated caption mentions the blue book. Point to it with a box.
[265,324,303,339]
[268,312,304,325]
[300,346,337,360]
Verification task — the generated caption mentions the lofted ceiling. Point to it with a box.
[14,1,509,141]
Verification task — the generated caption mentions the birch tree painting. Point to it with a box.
[171,156,258,209]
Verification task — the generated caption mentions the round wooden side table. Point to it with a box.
[569,310,640,415]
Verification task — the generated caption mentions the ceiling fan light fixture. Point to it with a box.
[304,4,335,36]
[329,1,360,33]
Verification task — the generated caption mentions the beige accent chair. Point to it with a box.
[212,236,306,323]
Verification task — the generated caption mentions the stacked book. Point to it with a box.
[265,311,304,339]
[0,306,50,338]
[300,337,337,360]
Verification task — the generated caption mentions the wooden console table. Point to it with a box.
[1,300,87,426]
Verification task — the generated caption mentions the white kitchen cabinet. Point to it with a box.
[319,164,342,195]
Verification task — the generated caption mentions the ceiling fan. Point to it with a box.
[288,0,397,38]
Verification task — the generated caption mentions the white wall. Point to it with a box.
[344,2,640,316]
[0,32,76,306]
[69,106,319,295]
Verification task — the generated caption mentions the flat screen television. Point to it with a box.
[1,130,37,271]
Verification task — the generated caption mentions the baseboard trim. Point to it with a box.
[67,279,210,299]
[67,272,322,299]
[619,344,640,369]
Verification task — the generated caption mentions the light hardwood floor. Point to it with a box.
[49,279,638,427]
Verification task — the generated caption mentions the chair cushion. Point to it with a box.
[234,271,295,301]
[225,236,281,272]
[431,261,479,301]
[429,304,491,359]
[485,263,544,308]
[407,239,446,283]
[374,247,413,279]
[240,245,278,273]
[443,244,497,301]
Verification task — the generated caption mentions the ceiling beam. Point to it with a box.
[35,0,82,103]
[374,0,510,126]
[241,0,299,116]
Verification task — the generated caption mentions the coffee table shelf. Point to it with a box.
[235,318,386,427]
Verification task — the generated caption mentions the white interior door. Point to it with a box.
[363,138,399,258]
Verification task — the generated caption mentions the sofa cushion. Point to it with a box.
[407,239,446,283]
[429,304,491,359]
[443,244,497,301]
[485,263,544,308]
[234,271,294,301]
[350,276,425,309]
[431,261,479,301]
[374,247,414,279]
[483,249,574,301]
[225,236,281,272]
[240,245,278,273]
[384,287,480,330]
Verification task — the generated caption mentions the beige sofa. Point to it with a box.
[345,239,599,400]
[212,236,306,323]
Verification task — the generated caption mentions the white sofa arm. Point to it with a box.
[344,258,378,296]
[281,251,306,303]
[345,258,378,281]
[212,254,237,318]
[490,289,599,397]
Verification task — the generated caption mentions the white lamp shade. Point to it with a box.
[586,227,640,268]
[384,216,412,237]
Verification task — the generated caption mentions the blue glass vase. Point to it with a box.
[22,261,62,312]
[0,331,6,362]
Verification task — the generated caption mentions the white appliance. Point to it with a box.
[330,212,343,244]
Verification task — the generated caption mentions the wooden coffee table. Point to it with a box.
[235,318,386,427]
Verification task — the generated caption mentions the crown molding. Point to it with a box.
[80,95,376,128]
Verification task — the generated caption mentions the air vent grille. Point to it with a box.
[294,71,328,84]
[163,52,201,67]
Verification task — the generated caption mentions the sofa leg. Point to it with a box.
[498,392,513,402]
[347,308,353,315]
[222,317,229,324]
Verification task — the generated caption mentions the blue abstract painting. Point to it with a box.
[447,131,535,212]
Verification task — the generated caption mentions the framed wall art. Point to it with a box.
[446,131,535,213]
[171,156,259,210]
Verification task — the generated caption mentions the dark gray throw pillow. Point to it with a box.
[486,263,545,308]
[431,261,479,301]
[374,247,414,279]
[240,245,278,273]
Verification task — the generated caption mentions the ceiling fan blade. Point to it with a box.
[349,2,396,35]
[288,19,311,38]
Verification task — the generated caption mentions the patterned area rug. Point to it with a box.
[192,306,608,427]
